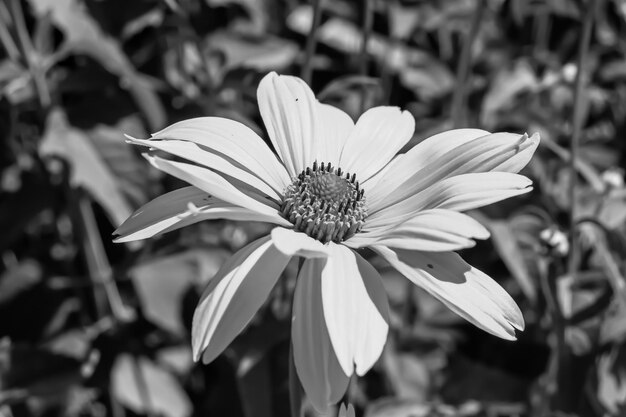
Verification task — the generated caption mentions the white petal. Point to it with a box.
[113,187,290,243]
[374,246,524,340]
[292,258,350,412]
[365,172,532,232]
[314,103,354,168]
[192,236,291,363]
[270,227,329,258]
[346,209,489,251]
[150,117,290,194]
[321,244,389,376]
[366,131,539,213]
[339,107,415,182]
[258,72,318,177]
[128,137,281,201]
[145,155,292,226]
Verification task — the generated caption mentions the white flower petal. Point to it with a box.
[145,155,292,226]
[113,187,290,243]
[292,258,350,412]
[339,107,415,182]
[321,244,389,376]
[314,103,354,168]
[270,227,329,258]
[150,117,290,194]
[345,209,489,251]
[258,72,318,177]
[365,172,532,232]
[374,246,524,340]
[192,236,291,363]
[128,137,281,201]
[366,131,539,213]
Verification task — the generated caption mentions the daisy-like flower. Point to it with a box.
[114,72,539,411]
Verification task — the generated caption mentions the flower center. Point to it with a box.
[280,161,367,243]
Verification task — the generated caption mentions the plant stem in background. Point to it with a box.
[568,0,598,289]
[360,0,373,114]
[301,0,323,85]
[450,0,486,128]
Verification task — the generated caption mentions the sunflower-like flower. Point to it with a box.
[114,72,539,411]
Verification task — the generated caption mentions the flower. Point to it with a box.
[114,72,539,411]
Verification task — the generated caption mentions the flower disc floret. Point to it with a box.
[280,161,367,243]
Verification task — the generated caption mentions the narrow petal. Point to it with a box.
[365,172,532,232]
[366,131,539,213]
[374,246,524,340]
[128,137,281,201]
[314,103,354,168]
[292,258,350,412]
[345,209,489,251]
[192,236,291,363]
[145,155,292,226]
[258,72,318,177]
[321,244,389,376]
[114,186,289,242]
[339,107,415,182]
[271,227,329,258]
[150,117,290,194]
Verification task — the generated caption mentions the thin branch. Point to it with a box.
[450,0,486,128]
[301,0,323,84]
[359,0,374,114]
[567,0,599,292]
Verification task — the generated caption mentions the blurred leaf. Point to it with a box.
[0,259,42,305]
[0,340,82,400]
[206,31,299,71]
[111,354,191,417]
[27,0,166,130]
[39,109,133,227]
[382,348,431,401]
[206,0,269,33]
[88,116,150,207]
[130,248,229,335]
[601,298,626,344]
[481,60,538,128]
[596,346,626,415]
[472,213,537,303]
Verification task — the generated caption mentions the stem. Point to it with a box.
[288,341,304,417]
[10,0,51,108]
[450,0,486,128]
[0,3,20,61]
[301,0,323,84]
[359,0,373,114]
[75,190,132,322]
[567,0,598,301]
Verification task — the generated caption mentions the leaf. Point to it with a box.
[0,340,82,399]
[39,109,133,227]
[27,0,165,130]
[130,248,230,335]
[473,214,537,303]
[0,259,42,305]
[481,60,538,128]
[596,346,626,415]
[206,31,299,71]
[88,116,150,207]
[111,354,192,417]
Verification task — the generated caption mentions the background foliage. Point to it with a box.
[1,0,626,416]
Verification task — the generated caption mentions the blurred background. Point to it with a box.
[1,0,626,416]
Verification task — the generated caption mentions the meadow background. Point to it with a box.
[1,0,626,416]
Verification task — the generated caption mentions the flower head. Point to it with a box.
[114,72,539,412]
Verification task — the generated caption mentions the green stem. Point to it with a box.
[450,0,486,128]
